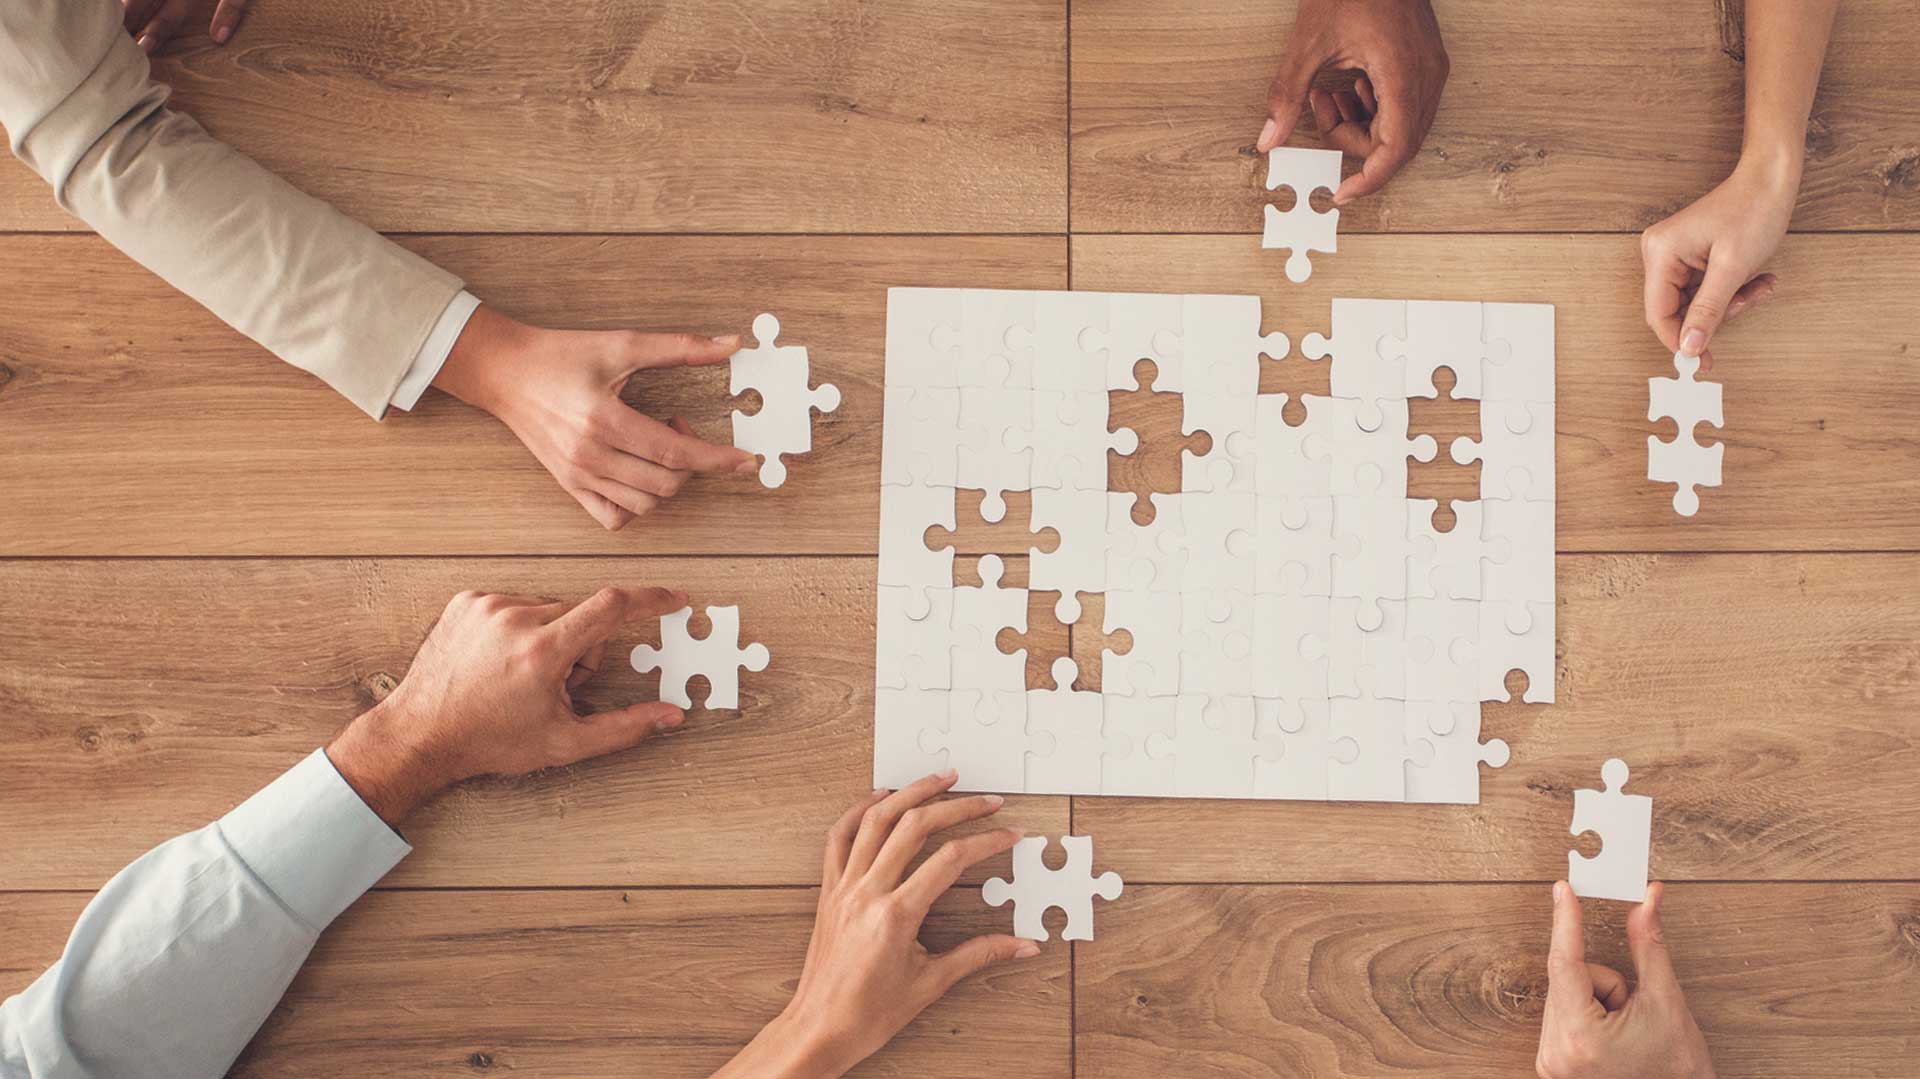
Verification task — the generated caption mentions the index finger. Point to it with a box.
[210,0,251,43]
[1545,881,1595,1012]
[1641,240,1689,353]
[609,409,755,475]
[547,585,688,656]
[1333,69,1419,203]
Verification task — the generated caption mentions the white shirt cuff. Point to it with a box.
[388,289,481,412]
[216,749,413,929]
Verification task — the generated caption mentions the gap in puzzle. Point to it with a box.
[876,288,1554,804]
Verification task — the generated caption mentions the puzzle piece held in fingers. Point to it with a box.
[731,313,841,488]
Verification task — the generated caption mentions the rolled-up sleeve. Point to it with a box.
[0,750,410,1079]
[0,0,466,418]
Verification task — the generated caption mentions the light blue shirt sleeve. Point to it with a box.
[0,749,411,1079]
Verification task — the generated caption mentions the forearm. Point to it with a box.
[0,751,410,1079]
[1737,0,1840,177]
[0,0,464,418]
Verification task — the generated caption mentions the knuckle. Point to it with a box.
[898,807,929,834]
[859,803,890,833]
[654,443,689,471]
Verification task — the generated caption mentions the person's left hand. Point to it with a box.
[713,773,1036,1079]
[121,0,254,54]
[326,586,691,824]
[1255,0,1450,204]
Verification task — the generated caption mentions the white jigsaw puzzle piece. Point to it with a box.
[1568,758,1653,902]
[1647,351,1724,517]
[1482,302,1555,403]
[1404,699,1509,805]
[731,313,841,488]
[885,288,961,388]
[874,585,954,691]
[1018,389,1138,491]
[1303,297,1407,416]
[951,555,1028,693]
[1255,493,1335,596]
[1261,147,1341,282]
[630,604,772,709]
[1030,486,1111,624]
[1381,300,1489,401]
[1451,399,1555,502]
[1026,658,1118,795]
[1092,292,1184,392]
[874,684,950,787]
[1032,291,1111,393]
[983,834,1124,942]
[1100,691,1177,796]
[1106,492,1188,592]
[877,483,955,619]
[1178,589,1255,697]
[1102,588,1181,697]
[1253,696,1344,800]
[1142,694,1281,798]
[880,385,960,487]
[930,686,1043,793]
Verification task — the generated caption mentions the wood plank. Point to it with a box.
[1073,234,1920,551]
[0,887,1071,1079]
[1071,0,1920,233]
[0,557,1067,889]
[7,233,1917,555]
[1072,553,1920,883]
[1077,884,1920,1079]
[0,234,1063,556]
[0,0,1066,234]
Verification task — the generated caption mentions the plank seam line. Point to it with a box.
[3,549,1916,563]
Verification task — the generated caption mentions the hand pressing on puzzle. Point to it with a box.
[1255,0,1449,203]
[1638,0,1839,369]
[713,772,1037,1079]
[432,305,760,530]
[1536,881,1716,1079]
[327,586,691,824]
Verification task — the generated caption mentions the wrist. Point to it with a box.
[325,697,455,826]
[431,304,535,415]
[716,1011,850,1079]
[1733,139,1804,198]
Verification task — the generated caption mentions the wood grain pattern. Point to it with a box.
[0,888,1072,1079]
[1071,0,1920,233]
[1077,884,1920,1079]
[1072,553,1920,883]
[0,234,1063,556]
[0,557,1066,890]
[5,233,1916,555]
[0,0,1067,234]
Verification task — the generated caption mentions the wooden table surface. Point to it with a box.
[3,2,1917,1076]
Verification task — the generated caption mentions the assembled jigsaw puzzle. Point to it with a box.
[875,287,1554,804]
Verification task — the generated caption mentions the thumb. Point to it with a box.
[1678,258,1748,359]
[564,701,687,764]
[1545,881,1595,1014]
[930,933,1042,993]
[1260,48,1322,152]
[1626,881,1683,998]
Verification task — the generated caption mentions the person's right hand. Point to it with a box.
[326,586,691,824]
[1537,881,1717,1079]
[431,305,760,530]
[713,773,1036,1079]
[1639,158,1795,370]
[1255,0,1450,204]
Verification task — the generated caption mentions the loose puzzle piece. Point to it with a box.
[1404,699,1509,804]
[1451,399,1554,502]
[1647,350,1724,516]
[1262,147,1341,282]
[1026,658,1120,795]
[630,605,771,709]
[731,313,841,488]
[1568,758,1653,902]
[983,834,1124,942]
[1016,389,1139,491]
[931,687,1045,794]
[951,555,1028,693]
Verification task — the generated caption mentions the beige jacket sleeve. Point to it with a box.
[0,0,465,418]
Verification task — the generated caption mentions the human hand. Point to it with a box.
[1255,0,1449,203]
[713,773,1036,1079]
[120,0,253,53]
[1536,881,1716,1079]
[432,305,759,530]
[1640,157,1795,370]
[326,586,690,824]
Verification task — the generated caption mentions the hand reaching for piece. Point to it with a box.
[713,773,1037,1079]
[1255,0,1449,203]
[1639,159,1793,370]
[120,0,252,52]
[326,586,691,824]
[432,305,759,530]
[1536,881,1717,1079]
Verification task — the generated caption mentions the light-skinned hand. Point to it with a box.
[1255,0,1449,203]
[1639,157,1793,370]
[326,586,691,824]
[1537,881,1717,1079]
[120,0,253,52]
[713,772,1037,1079]
[432,305,759,530]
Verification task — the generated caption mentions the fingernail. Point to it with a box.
[1679,327,1706,357]
[137,34,155,51]
[715,334,742,348]
[1014,941,1041,959]
[938,768,958,781]
[733,457,759,474]
[1010,826,1026,838]
[1551,881,1566,903]
[214,25,231,43]
[872,787,890,796]
[982,794,1005,808]
[661,708,686,727]
[1258,117,1278,150]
